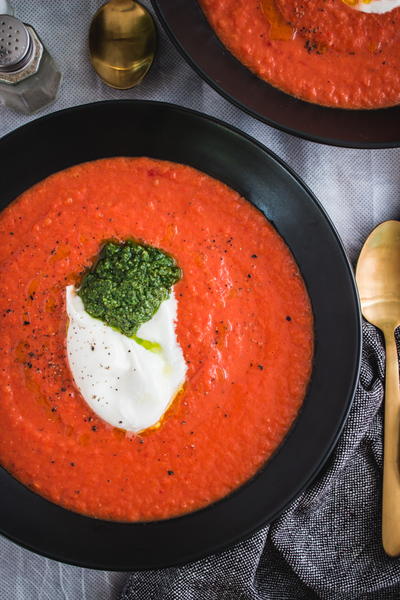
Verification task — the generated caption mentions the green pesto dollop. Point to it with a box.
[78,240,181,337]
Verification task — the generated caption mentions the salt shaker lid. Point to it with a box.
[0,15,32,73]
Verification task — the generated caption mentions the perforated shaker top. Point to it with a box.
[0,14,32,73]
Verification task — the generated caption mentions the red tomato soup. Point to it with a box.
[199,0,400,109]
[0,158,313,521]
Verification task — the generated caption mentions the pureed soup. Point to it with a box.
[0,157,313,521]
[199,0,400,109]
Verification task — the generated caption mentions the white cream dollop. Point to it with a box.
[66,285,187,433]
[343,0,400,13]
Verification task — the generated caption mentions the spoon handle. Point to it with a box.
[382,328,400,556]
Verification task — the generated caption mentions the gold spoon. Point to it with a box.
[356,220,400,557]
[89,0,157,89]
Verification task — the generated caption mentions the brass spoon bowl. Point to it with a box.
[89,0,157,89]
[356,220,400,557]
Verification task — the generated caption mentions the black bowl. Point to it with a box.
[152,0,400,148]
[0,100,361,569]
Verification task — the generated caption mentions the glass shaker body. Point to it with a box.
[0,16,61,114]
[0,2,14,16]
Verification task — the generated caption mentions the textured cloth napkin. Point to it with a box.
[1,1,400,599]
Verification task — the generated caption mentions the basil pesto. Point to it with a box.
[78,240,181,337]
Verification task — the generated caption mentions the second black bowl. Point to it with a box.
[152,0,400,148]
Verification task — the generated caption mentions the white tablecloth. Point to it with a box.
[1,1,400,598]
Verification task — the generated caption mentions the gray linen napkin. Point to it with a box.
[121,322,400,600]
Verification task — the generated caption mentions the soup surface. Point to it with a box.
[199,0,400,109]
[0,157,313,521]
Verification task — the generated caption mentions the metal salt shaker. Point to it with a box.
[0,14,61,114]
